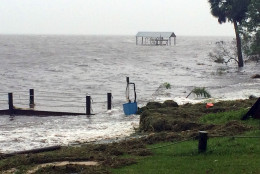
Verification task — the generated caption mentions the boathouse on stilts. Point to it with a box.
[136,32,176,46]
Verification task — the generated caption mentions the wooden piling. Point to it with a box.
[198,131,208,153]
[86,96,91,115]
[8,93,14,116]
[107,93,112,110]
[29,89,34,108]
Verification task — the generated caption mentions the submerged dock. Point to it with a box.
[0,89,112,116]
[0,109,86,116]
[136,32,176,46]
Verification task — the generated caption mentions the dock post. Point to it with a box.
[29,89,34,108]
[8,93,14,116]
[198,131,208,153]
[107,93,112,110]
[86,96,91,115]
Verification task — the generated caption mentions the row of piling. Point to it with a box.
[4,89,112,116]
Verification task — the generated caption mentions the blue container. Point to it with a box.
[123,102,138,115]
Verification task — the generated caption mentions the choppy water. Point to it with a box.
[0,35,259,153]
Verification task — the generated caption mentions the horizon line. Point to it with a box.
[0,33,234,37]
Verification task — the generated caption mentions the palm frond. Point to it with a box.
[186,87,211,98]
[192,87,211,98]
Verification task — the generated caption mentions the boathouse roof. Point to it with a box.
[136,32,176,38]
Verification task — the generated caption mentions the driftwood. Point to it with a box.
[251,74,260,79]
[1,145,61,158]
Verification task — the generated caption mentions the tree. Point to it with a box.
[209,40,238,64]
[208,0,251,67]
[240,0,260,60]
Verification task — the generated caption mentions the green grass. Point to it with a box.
[112,130,260,174]
[199,108,260,128]
[199,108,248,124]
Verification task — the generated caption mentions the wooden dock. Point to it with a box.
[0,109,86,116]
[0,89,111,116]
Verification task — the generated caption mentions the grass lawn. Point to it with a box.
[112,130,260,174]
[112,108,260,174]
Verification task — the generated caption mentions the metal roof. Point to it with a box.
[136,32,176,38]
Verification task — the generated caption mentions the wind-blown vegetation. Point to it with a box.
[241,0,260,61]
[208,0,251,67]
[186,87,211,98]
[208,0,259,66]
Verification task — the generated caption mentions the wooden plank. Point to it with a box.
[0,109,87,116]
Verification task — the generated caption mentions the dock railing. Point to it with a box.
[0,89,113,116]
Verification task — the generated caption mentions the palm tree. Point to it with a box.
[208,0,251,67]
